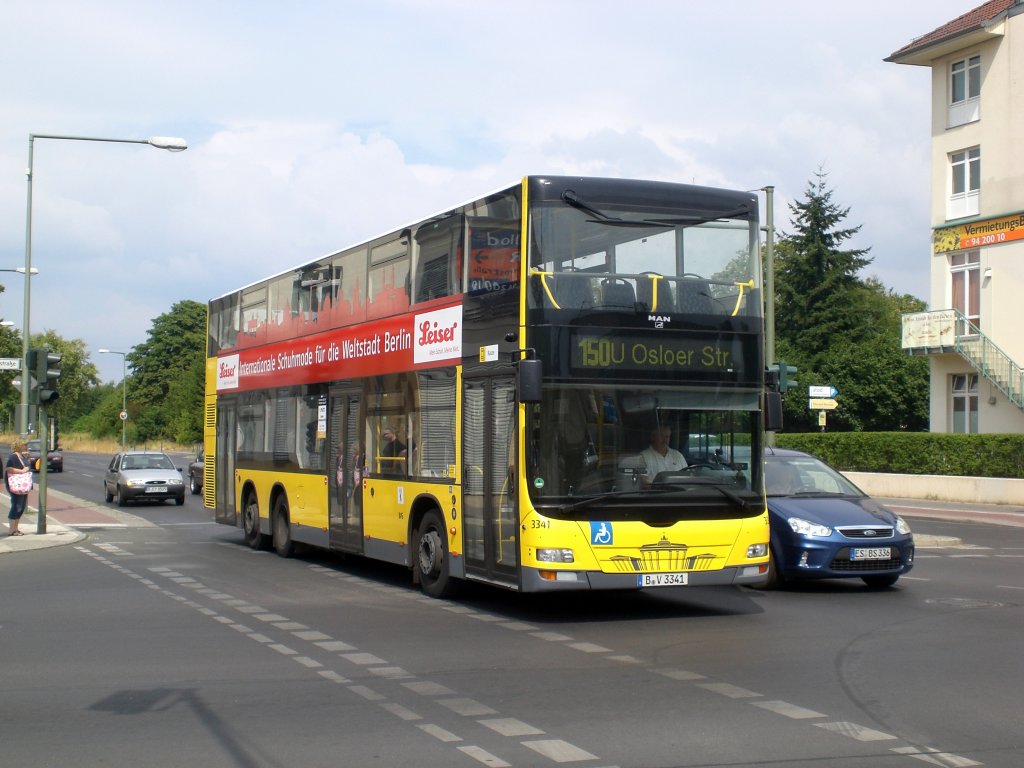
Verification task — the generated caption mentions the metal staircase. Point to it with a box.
[904,309,1024,409]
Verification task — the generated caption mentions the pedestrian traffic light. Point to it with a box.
[34,347,62,405]
[768,360,799,392]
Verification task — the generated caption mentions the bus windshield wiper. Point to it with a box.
[562,190,750,229]
[562,189,619,221]
[647,476,756,509]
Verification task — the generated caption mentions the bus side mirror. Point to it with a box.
[519,358,542,403]
[764,391,783,432]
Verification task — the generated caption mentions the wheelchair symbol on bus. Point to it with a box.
[590,521,613,546]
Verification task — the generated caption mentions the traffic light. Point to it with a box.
[14,350,39,406]
[34,347,62,405]
[768,360,799,392]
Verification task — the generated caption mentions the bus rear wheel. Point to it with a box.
[273,495,294,558]
[243,493,267,550]
[416,511,452,599]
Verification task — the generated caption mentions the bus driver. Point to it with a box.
[640,426,687,487]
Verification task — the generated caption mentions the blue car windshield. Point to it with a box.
[765,456,863,497]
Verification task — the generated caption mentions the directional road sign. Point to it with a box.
[0,357,22,371]
[809,398,839,410]
[809,385,838,398]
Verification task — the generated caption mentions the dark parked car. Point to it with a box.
[27,439,63,472]
[760,448,914,588]
[103,450,185,507]
[188,447,204,495]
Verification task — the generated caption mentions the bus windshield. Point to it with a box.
[528,192,760,319]
[526,383,763,518]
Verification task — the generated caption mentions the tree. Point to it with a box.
[776,169,873,371]
[127,300,206,443]
[31,330,101,425]
[773,171,929,432]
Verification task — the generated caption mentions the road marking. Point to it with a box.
[697,682,762,699]
[815,721,896,741]
[403,681,456,697]
[457,745,510,767]
[380,701,422,721]
[417,723,462,742]
[340,652,387,665]
[752,700,827,719]
[478,718,545,737]
[348,685,385,701]
[891,745,982,766]
[654,668,706,681]
[439,698,498,716]
[522,739,598,762]
[567,641,612,653]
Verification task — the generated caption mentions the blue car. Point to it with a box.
[760,448,914,588]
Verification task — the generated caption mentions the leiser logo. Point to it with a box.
[217,353,240,390]
[414,305,462,365]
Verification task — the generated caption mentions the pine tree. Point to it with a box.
[776,169,872,368]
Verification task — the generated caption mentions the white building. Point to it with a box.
[888,0,1024,433]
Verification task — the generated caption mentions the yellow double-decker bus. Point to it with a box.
[204,176,773,596]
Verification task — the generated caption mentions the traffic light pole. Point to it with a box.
[36,402,48,534]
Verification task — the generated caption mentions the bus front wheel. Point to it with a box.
[416,511,452,598]
[243,493,267,550]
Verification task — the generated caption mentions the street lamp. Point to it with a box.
[20,133,187,436]
[98,348,127,449]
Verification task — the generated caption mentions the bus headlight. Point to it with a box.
[537,548,575,563]
[746,543,768,558]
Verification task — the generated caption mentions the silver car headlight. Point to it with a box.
[787,517,831,537]
[168,478,183,486]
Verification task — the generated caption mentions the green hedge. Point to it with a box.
[773,432,1024,478]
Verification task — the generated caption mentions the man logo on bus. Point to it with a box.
[590,521,613,546]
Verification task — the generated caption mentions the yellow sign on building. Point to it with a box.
[933,211,1024,254]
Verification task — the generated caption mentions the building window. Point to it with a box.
[950,250,981,332]
[951,374,978,434]
[948,147,980,219]
[949,55,981,127]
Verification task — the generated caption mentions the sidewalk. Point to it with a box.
[1,487,155,555]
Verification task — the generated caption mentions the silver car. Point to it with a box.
[104,451,185,507]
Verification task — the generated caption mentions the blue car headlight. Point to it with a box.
[787,516,831,537]
[896,516,912,535]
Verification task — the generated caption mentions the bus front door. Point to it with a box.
[329,387,363,553]
[462,373,518,587]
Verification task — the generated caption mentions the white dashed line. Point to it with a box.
[751,700,826,719]
[697,682,762,699]
[417,723,462,743]
[457,745,511,767]
[522,739,598,762]
[478,718,545,737]
[815,721,896,741]
[438,698,498,717]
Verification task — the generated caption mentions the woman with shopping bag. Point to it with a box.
[6,441,32,536]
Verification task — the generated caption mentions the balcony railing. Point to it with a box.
[902,308,1024,409]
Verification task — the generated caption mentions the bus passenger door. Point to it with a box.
[462,373,518,587]
[329,387,363,553]
[215,401,237,526]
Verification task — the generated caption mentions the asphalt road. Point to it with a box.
[2,453,1022,767]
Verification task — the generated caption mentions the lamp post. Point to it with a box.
[98,349,127,449]
[21,133,187,436]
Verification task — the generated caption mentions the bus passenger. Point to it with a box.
[380,426,407,476]
[640,426,687,487]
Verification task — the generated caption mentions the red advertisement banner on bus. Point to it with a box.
[217,302,462,392]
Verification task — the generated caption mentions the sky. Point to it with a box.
[0,0,977,384]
